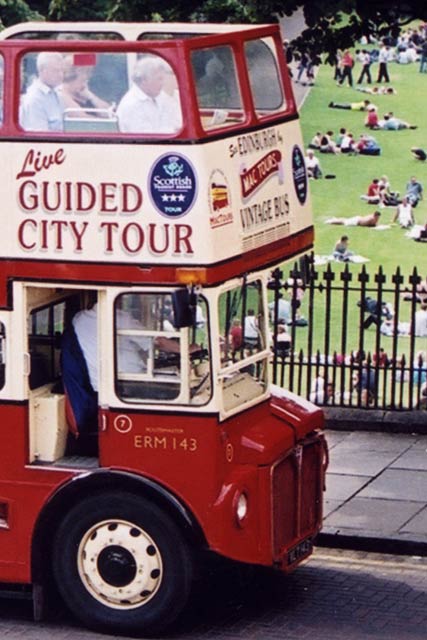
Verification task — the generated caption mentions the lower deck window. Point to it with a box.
[114,292,211,405]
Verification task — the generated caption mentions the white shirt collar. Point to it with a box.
[35,78,58,95]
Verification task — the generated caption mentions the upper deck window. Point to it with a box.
[244,38,286,116]
[19,50,181,136]
[137,32,199,41]
[8,31,123,41]
[191,45,244,131]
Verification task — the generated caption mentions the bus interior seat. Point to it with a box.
[63,108,119,133]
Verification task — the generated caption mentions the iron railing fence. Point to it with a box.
[269,256,427,411]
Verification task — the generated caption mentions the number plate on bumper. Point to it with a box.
[287,537,312,566]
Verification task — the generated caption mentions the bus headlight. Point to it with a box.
[235,491,248,526]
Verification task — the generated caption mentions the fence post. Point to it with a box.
[268,267,284,385]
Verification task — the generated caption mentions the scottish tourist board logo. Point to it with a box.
[149,153,197,218]
[292,145,307,205]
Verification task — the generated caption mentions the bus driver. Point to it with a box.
[72,299,186,392]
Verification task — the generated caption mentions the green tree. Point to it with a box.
[0,0,43,27]
[1,1,427,57]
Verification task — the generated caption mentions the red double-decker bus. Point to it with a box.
[0,21,327,635]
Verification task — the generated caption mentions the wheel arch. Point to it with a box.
[31,469,207,584]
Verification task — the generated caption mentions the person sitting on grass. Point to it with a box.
[309,131,322,149]
[411,147,427,161]
[305,149,322,179]
[335,127,347,148]
[392,196,414,228]
[333,235,354,261]
[365,106,379,129]
[356,134,381,155]
[326,211,382,227]
[319,130,340,154]
[378,175,401,207]
[360,178,381,204]
[405,176,423,207]
[271,321,292,358]
[340,131,356,154]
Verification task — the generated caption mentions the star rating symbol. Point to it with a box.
[160,193,186,203]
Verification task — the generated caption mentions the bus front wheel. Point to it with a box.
[52,491,193,635]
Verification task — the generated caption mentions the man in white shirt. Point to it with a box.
[393,197,414,228]
[73,300,196,391]
[117,57,182,134]
[244,309,259,350]
[20,52,65,131]
[305,149,322,179]
[377,44,393,83]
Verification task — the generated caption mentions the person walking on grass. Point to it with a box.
[338,50,354,87]
[377,44,392,83]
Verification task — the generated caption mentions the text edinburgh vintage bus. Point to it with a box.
[0,21,327,635]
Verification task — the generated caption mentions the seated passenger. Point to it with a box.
[196,55,231,108]
[20,52,65,132]
[59,62,110,116]
[117,57,182,134]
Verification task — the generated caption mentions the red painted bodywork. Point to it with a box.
[0,394,326,583]
[0,24,325,589]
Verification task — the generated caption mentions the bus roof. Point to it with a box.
[0,21,273,41]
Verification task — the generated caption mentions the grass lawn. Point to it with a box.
[276,56,427,366]
[299,56,427,275]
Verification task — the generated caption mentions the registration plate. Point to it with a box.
[287,538,313,565]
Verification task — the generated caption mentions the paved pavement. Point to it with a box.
[318,429,427,555]
[1,548,427,639]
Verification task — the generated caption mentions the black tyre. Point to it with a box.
[52,491,193,636]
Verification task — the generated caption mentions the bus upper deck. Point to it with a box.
[0,23,311,288]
